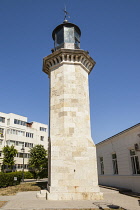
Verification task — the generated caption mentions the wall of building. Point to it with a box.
[0,112,48,171]
[96,124,140,193]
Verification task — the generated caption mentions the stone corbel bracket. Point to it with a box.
[43,49,96,77]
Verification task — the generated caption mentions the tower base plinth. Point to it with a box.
[37,189,103,200]
[46,191,103,200]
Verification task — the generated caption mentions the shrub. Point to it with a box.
[29,170,38,179]
[24,171,34,179]
[38,168,48,179]
[0,172,22,188]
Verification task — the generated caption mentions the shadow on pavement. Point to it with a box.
[93,202,127,210]
[35,181,47,190]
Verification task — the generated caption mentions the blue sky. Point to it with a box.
[0,0,140,143]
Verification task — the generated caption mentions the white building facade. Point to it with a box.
[0,112,48,171]
[96,123,140,193]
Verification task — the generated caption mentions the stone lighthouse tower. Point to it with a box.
[41,19,103,200]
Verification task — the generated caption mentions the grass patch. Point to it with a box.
[0,201,7,208]
[0,182,47,196]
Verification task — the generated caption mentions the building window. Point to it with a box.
[18,164,23,169]
[29,143,33,148]
[112,153,118,174]
[7,119,10,125]
[17,153,30,158]
[24,142,33,148]
[6,140,24,147]
[14,119,26,126]
[130,149,140,175]
[0,117,5,123]
[26,132,33,138]
[100,157,104,175]
[24,153,28,158]
[15,141,19,146]
[17,130,25,136]
[19,153,23,158]
[27,154,30,158]
[5,140,34,152]
[6,140,10,145]
[6,140,16,146]
[7,129,10,134]
[40,136,44,141]
[7,129,25,136]
[25,142,28,147]
[18,141,24,147]
[0,128,4,137]
[40,127,47,132]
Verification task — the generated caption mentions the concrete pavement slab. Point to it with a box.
[0,188,139,210]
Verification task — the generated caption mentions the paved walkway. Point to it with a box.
[0,187,140,210]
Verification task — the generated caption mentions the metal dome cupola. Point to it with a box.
[52,20,81,51]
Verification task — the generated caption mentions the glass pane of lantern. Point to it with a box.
[64,27,74,43]
[56,28,64,45]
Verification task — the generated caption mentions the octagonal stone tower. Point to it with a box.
[42,20,103,200]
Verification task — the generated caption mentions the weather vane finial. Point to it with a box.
[63,6,70,21]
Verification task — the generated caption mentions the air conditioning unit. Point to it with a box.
[134,143,140,151]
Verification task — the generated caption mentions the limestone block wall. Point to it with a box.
[50,63,91,138]
[42,49,103,200]
[49,62,99,193]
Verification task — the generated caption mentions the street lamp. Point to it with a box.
[21,144,25,182]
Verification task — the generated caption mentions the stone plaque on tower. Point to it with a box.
[37,18,103,200]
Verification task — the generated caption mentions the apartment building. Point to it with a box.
[0,112,48,171]
[96,123,140,193]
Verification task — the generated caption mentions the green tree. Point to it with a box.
[28,145,48,178]
[2,145,18,171]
